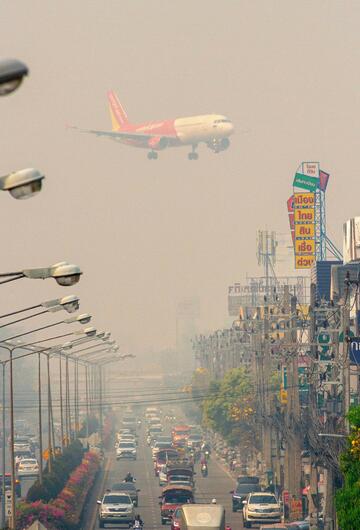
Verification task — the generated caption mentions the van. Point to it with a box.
[179,504,225,530]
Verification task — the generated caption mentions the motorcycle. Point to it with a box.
[201,464,208,477]
[131,519,143,530]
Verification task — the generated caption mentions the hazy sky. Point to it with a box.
[1,1,360,355]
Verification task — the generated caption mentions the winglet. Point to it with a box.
[107,91,129,130]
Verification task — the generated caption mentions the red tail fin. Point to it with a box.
[107,91,129,130]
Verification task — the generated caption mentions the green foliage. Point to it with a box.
[27,440,84,503]
[202,367,258,448]
[78,415,99,438]
[335,405,360,529]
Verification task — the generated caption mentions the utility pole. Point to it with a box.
[308,283,320,529]
[283,290,302,520]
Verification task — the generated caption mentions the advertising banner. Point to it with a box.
[294,208,315,223]
[295,239,315,254]
[295,255,315,269]
[293,172,319,191]
[302,161,319,178]
[295,224,315,238]
[294,191,315,208]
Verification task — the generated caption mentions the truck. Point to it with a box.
[159,484,194,525]
[171,425,191,447]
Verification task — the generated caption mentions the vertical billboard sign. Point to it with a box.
[294,191,316,269]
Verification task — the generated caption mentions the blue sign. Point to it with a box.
[350,337,360,364]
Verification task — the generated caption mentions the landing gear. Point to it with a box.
[188,145,199,160]
[147,151,158,160]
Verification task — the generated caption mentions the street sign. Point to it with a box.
[5,490,12,517]
[350,337,360,364]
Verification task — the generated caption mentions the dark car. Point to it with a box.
[231,480,261,512]
[111,482,140,506]
[0,474,21,497]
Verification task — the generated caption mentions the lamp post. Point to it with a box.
[0,261,82,286]
[0,295,80,322]
[0,313,91,344]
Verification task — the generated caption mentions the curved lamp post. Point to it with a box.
[0,261,82,286]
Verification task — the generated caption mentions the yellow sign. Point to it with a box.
[294,208,314,223]
[295,223,315,238]
[294,192,315,208]
[295,255,316,269]
[280,386,288,405]
[295,239,315,254]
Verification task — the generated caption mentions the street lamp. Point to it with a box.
[0,297,82,330]
[0,59,28,96]
[0,295,80,321]
[0,261,82,286]
[0,168,44,200]
[1,313,92,343]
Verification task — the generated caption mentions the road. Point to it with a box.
[92,425,245,530]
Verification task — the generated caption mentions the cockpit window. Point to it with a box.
[214,119,231,124]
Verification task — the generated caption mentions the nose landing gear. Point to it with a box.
[188,145,199,160]
[148,151,158,160]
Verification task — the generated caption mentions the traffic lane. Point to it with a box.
[94,432,162,529]
[194,457,244,529]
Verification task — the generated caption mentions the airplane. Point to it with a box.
[73,91,234,160]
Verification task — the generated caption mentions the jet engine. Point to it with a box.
[148,136,168,150]
[207,137,230,153]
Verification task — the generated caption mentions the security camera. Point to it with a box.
[0,59,28,96]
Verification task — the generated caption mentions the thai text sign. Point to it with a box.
[294,191,316,269]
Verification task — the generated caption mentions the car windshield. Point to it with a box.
[163,491,192,504]
[103,495,131,504]
[119,442,135,448]
[15,451,31,457]
[250,495,278,504]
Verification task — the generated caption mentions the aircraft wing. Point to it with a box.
[70,126,176,141]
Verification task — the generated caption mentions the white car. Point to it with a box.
[116,441,137,460]
[97,493,135,528]
[243,492,281,527]
[17,458,39,477]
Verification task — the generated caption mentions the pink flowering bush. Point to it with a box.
[16,451,100,529]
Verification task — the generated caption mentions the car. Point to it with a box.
[97,492,135,528]
[152,441,173,459]
[171,507,182,530]
[243,492,282,527]
[0,474,21,497]
[231,478,261,512]
[17,458,39,477]
[116,441,137,460]
[111,482,140,506]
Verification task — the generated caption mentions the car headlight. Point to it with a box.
[101,507,110,513]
